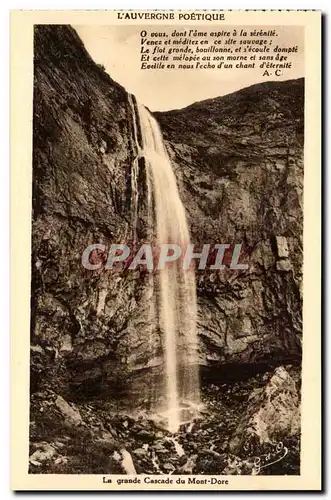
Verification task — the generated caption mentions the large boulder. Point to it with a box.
[229,366,300,454]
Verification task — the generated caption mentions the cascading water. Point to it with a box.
[129,96,201,433]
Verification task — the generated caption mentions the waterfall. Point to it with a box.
[129,96,200,433]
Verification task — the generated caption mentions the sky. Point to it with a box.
[74,25,304,112]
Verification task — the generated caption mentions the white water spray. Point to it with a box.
[129,96,201,433]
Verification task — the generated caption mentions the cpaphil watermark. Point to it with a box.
[81,243,249,272]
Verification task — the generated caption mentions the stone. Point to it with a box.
[113,451,121,461]
[60,334,73,353]
[163,462,175,472]
[55,395,83,426]
[30,459,42,467]
[136,429,155,442]
[176,455,197,474]
[276,259,292,272]
[99,139,107,153]
[31,345,45,355]
[29,443,56,464]
[236,316,253,338]
[152,442,168,454]
[276,236,289,259]
[195,450,227,474]
[54,441,65,449]
[133,448,147,457]
[222,454,253,475]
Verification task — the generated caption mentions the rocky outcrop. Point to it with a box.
[31,25,302,400]
[229,366,300,454]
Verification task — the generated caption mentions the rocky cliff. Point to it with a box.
[32,24,142,400]
[31,25,303,401]
[156,79,303,379]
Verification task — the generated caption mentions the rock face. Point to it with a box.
[31,25,160,400]
[229,366,300,454]
[31,25,303,400]
[156,80,303,375]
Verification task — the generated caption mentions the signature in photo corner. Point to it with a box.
[251,442,289,475]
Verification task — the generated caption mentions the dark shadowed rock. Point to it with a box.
[195,450,227,474]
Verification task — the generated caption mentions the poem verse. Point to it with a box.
[140,28,301,77]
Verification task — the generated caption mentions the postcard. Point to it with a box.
[10,9,321,490]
